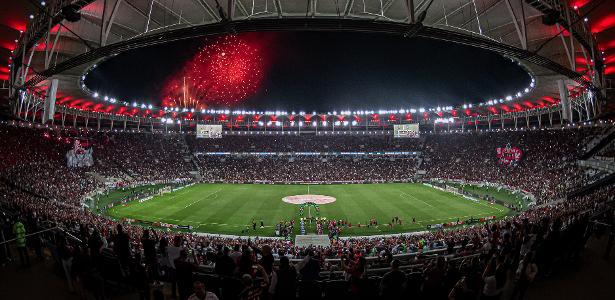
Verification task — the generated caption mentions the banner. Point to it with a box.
[393,123,420,138]
[66,140,94,168]
[196,124,222,138]
[496,143,522,165]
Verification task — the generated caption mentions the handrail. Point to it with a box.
[0,226,58,246]
[0,224,84,246]
[58,227,83,244]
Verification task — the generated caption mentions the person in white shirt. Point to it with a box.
[188,280,219,300]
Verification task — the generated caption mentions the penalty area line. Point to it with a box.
[399,192,435,208]
[184,188,223,209]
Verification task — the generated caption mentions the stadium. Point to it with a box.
[0,1,615,300]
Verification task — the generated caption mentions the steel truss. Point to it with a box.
[15,89,596,133]
[9,0,607,123]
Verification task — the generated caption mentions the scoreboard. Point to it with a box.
[196,124,222,138]
[393,124,420,138]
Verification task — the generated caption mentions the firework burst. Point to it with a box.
[162,34,266,108]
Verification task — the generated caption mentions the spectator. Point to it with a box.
[297,249,320,281]
[113,224,131,268]
[514,252,538,300]
[188,280,219,300]
[175,249,199,300]
[380,259,406,299]
[12,218,29,267]
[214,246,235,277]
[269,256,297,300]
[258,245,274,275]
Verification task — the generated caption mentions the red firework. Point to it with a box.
[162,34,265,108]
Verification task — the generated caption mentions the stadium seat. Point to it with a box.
[323,279,349,299]
[298,280,322,300]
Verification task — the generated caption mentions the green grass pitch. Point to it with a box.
[105,183,511,236]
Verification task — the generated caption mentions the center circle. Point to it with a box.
[282,194,337,205]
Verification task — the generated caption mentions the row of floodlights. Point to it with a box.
[86,78,535,116]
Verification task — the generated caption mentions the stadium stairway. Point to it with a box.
[0,177,54,203]
[581,126,615,160]
[567,172,615,199]
[179,135,203,179]
[85,172,108,183]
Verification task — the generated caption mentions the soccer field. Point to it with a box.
[105,183,510,236]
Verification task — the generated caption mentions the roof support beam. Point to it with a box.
[45,23,63,69]
[191,0,221,22]
[152,0,193,25]
[100,0,123,47]
[430,0,475,25]
[123,0,163,28]
[227,0,236,20]
[273,0,283,18]
[407,0,415,23]
[504,0,527,50]
[556,23,574,70]
[343,0,355,17]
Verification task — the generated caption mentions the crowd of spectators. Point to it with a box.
[90,132,194,181]
[2,179,612,299]
[423,128,596,204]
[1,122,614,299]
[187,135,423,153]
[198,156,418,182]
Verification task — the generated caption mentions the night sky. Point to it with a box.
[84,31,530,111]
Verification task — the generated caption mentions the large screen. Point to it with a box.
[196,124,223,138]
[393,124,420,138]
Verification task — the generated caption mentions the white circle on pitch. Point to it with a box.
[282,195,336,205]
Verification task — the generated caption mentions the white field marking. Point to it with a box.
[421,184,506,213]
[307,185,310,194]
[167,188,192,201]
[474,200,506,212]
[183,188,223,209]
[195,223,274,228]
[399,192,435,208]
[417,213,498,224]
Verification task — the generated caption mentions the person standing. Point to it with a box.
[175,249,199,300]
[113,224,131,269]
[269,256,297,300]
[380,259,406,299]
[12,218,29,267]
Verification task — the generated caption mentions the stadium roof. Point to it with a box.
[1,0,614,118]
